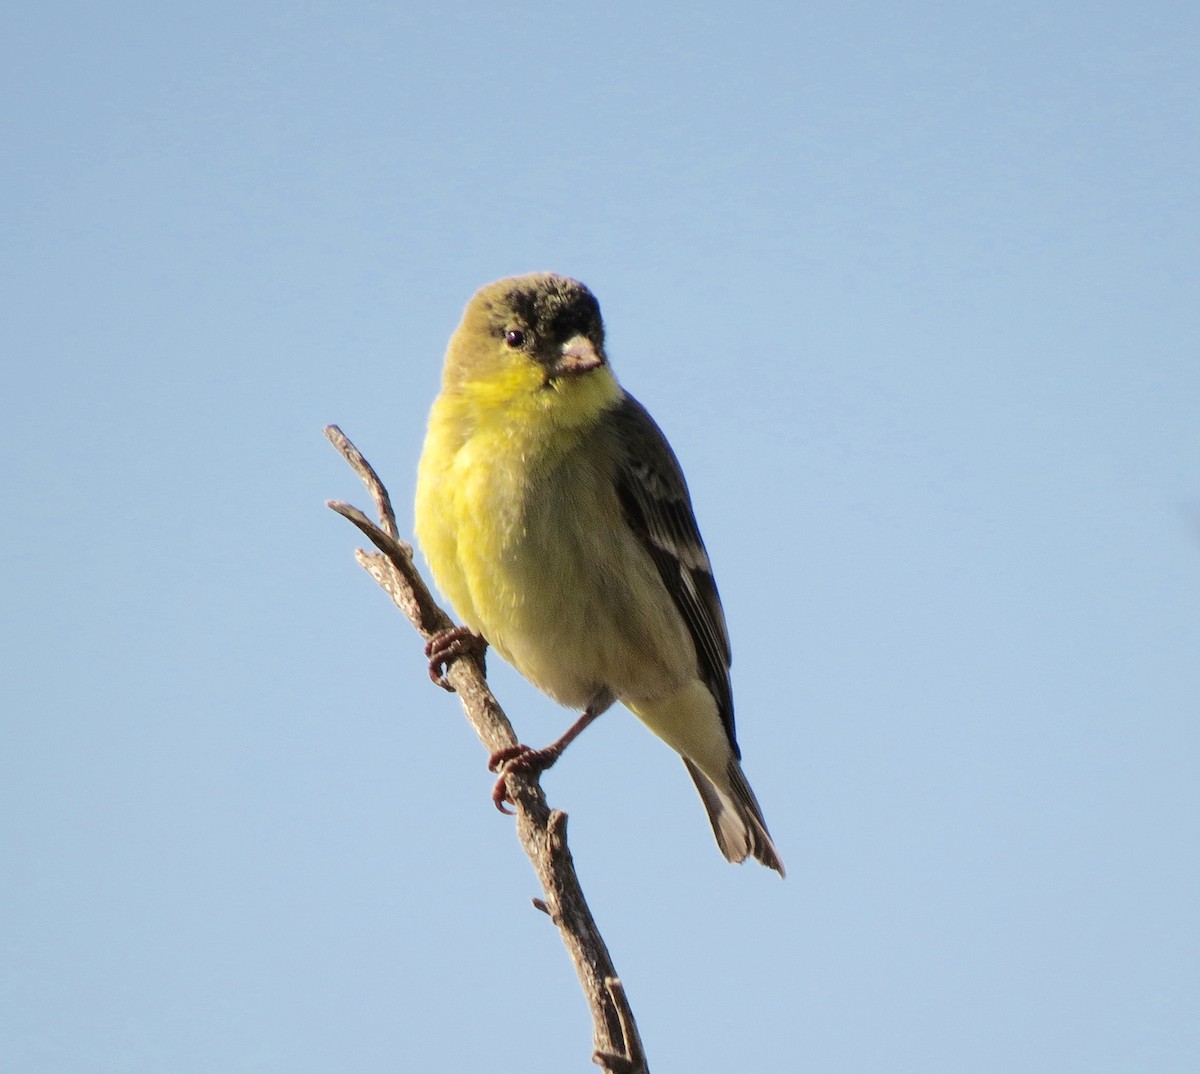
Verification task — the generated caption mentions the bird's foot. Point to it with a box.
[424,626,486,691]
[424,626,485,689]
[487,744,562,814]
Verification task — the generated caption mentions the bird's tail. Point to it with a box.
[684,758,785,876]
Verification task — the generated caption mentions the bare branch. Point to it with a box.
[325,424,649,1073]
[594,976,647,1074]
[324,424,399,540]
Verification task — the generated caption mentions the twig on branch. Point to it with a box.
[324,424,649,1074]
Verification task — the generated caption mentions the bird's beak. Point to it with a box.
[553,336,605,378]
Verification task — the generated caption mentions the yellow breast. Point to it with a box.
[415,372,694,710]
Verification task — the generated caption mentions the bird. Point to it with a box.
[414,273,783,875]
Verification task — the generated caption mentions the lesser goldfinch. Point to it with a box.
[415,273,783,874]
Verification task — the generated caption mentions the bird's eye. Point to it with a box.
[504,328,526,348]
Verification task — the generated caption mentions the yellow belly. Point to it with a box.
[416,408,695,711]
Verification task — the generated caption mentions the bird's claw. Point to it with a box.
[424,627,485,691]
[487,744,561,814]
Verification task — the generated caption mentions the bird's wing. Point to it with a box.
[608,393,739,755]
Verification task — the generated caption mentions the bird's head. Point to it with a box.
[443,273,615,402]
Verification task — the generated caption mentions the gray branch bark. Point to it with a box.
[325,424,648,1073]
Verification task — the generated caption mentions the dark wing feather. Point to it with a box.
[608,394,739,756]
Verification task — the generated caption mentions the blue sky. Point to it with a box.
[4,1,1198,1071]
